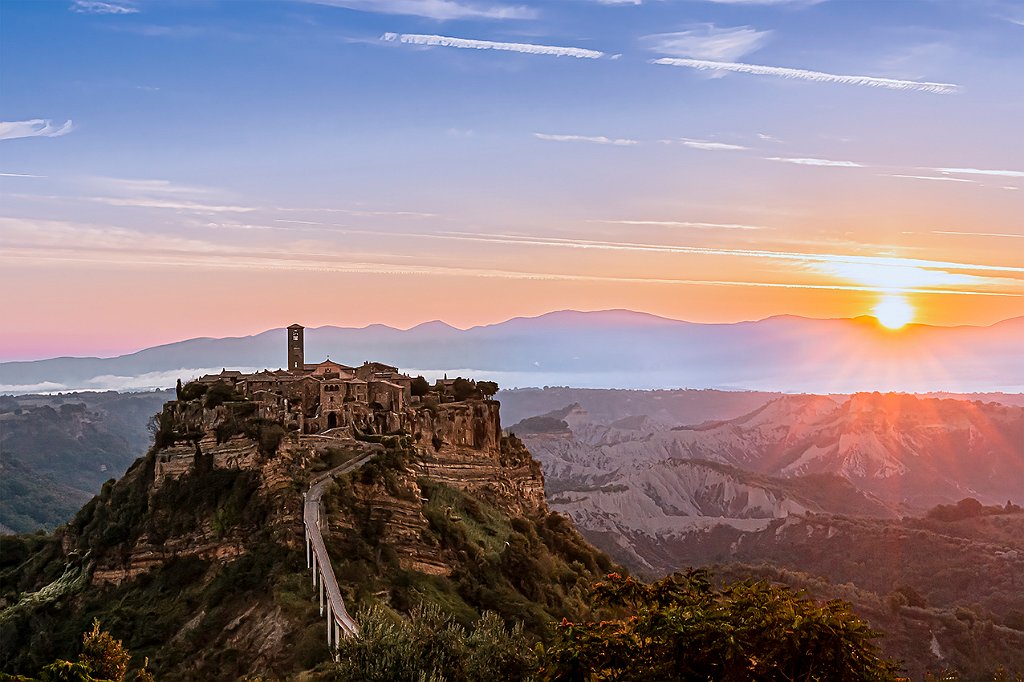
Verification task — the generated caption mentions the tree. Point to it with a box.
[203,381,238,408]
[79,619,130,682]
[410,376,431,397]
[541,570,901,682]
[477,381,499,399]
[452,378,477,402]
[0,621,134,682]
[177,381,208,402]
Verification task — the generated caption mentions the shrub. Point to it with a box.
[203,382,239,409]
[542,570,901,682]
[410,376,431,397]
[79,619,130,682]
[329,604,537,682]
[178,382,207,402]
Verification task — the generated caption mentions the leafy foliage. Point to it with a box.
[79,620,130,682]
[451,379,477,402]
[509,416,570,435]
[0,620,153,682]
[926,498,1022,522]
[176,382,207,403]
[541,570,901,682]
[476,381,499,399]
[202,382,244,409]
[327,604,537,682]
[410,376,431,398]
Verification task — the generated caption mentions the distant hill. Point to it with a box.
[704,507,1024,680]
[498,386,783,427]
[3,310,1024,394]
[509,391,1024,679]
[0,391,171,533]
[514,392,1024,573]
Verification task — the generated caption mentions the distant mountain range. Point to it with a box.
[3,310,1023,394]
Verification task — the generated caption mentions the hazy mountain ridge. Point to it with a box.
[5,311,1024,394]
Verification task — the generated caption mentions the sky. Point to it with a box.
[2,0,1023,361]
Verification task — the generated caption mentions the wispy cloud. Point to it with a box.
[534,133,638,146]
[811,261,995,292]
[88,197,257,213]
[928,231,1024,240]
[0,217,223,254]
[429,230,1024,281]
[677,138,748,151]
[303,208,438,218]
[651,57,959,94]
[382,33,605,59]
[645,25,770,61]
[884,174,976,184]
[0,119,74,141]
[933,167,1024,178]
[88,176,217,196]
[0,172,47,178]
[305,0,535,20]
[4,218,1020,298]
[767,156,863,167]
[591,219,764,230]
[70,0,138,14]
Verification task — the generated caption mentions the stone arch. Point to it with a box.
[327,412,338,429]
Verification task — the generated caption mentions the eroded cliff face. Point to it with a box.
[83,397,545,587]
[409,401,545,514]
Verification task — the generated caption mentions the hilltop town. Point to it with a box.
[189,324,496,435]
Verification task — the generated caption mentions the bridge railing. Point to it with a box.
[303,456,371,652]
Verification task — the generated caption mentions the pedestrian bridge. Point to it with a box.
[303,451,376,651]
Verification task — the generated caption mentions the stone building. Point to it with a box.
[208,324,415,433]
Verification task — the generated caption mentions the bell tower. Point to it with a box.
[287,324,304,372]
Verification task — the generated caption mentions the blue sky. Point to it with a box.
[1,0,1023,359]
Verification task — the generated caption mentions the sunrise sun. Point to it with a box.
[873,294,914,329]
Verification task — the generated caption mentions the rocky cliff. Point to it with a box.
[0,392,609,681]
[513,393,1024,576]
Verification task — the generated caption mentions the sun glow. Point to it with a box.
[873,294,914,329]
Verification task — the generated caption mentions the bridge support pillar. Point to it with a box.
[326,605,333,650]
